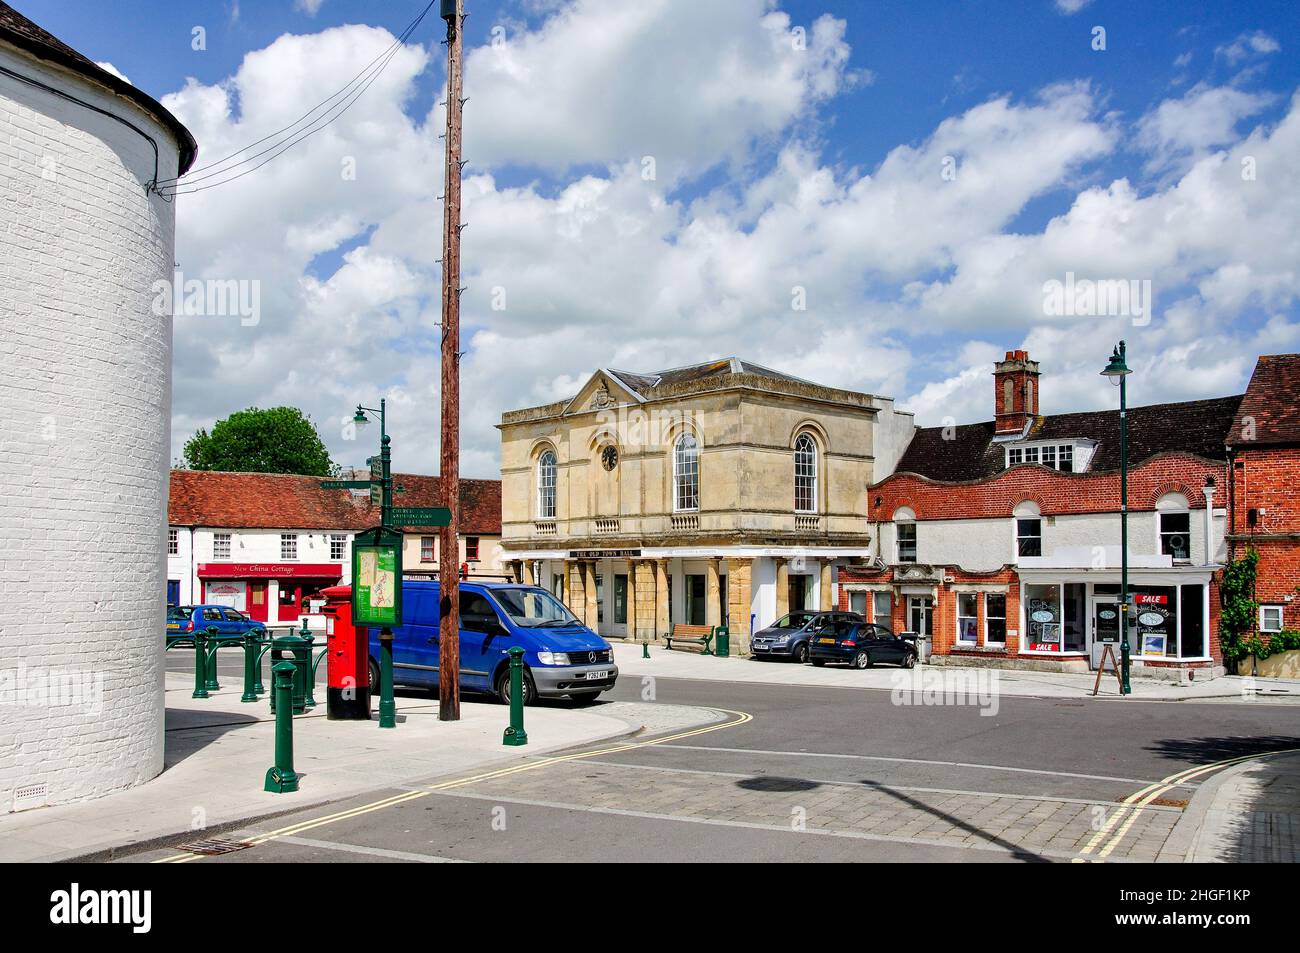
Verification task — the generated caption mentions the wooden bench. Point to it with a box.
[664,623,714,654]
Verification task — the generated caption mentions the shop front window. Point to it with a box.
[1133,587,1177,658]
[1025,584,1062,652]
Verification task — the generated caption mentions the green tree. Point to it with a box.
[182,407,335,476]
[1219,547,1259,668]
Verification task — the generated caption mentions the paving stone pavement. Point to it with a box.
[437,756,1184,861]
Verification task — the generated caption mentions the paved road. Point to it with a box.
[132,668,1300,863]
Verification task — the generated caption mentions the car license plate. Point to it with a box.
[585,670,609,680]
[818,638,835,644]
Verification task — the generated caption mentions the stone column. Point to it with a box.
[706,557,722,630]
[725,557,753,654]
[585,561,600,630]
[774,557,789,620]
[523,560,535,586]
[567,560,584,621]
[820,559,833,611]
[626,560,638,640]
[635,559,657,642]
[655,558,670,640]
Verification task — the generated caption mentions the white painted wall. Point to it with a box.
[0,44,185,811]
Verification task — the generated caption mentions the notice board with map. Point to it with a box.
[352,528,403,628]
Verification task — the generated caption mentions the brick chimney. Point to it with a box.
[993,350,1040,435]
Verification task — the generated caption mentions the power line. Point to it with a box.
[160,0,437,196]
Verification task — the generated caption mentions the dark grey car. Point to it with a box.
[749,610,864,663]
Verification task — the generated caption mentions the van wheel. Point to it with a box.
[793,643,810,664]
[368,658,381,696]
[496,667,537,706]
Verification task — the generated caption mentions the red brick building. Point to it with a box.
[1226,355,1300,641]
[837,350,1298,680]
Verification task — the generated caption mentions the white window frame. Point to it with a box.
[896,522,917,564]
[793,433,818,514]
[985,592,1007,645]
[168,529,178,556]
[1006,442,1078,472]
[673,434,700,513]
[873,591,892,627]
[420,536,435,563]
[1260,605,1284,634]
[329,534,347,561]
[213,532,232,561]
[1015,517,1042,559]
[280,533,298,561]
[1158,509,1192,561]
[955,592,979,645]
[537,450,557,520]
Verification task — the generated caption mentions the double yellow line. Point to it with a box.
[155,707,752,863]
[1076,746,1300,861]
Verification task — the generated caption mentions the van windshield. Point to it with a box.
[491,587,580,628]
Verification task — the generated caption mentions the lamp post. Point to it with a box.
[1101,342,1133,696]
[354,398,396,728]
[352,399,391,529]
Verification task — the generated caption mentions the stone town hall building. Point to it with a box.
[497,360,915,654]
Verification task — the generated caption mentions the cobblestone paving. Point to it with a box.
[448,757,1182,861]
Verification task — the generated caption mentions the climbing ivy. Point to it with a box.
[1219,548,1259,667]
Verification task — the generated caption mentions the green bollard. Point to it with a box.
[191,627,209,699]
[378,628,396,729]
[502,646,529,747]
[301,620,318,709]
[642,639,650,659]
[241,633,259,703]
[204,626,221,691]
[254,631,267,694]
[264,662,300,793]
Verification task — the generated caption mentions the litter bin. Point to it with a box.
[714,625,730,658]
[268,632,314,714]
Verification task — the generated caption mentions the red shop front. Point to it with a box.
[196,563,345,622]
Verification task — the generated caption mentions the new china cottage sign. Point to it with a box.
[196,563,344,579]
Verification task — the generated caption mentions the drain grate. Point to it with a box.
[178,837,255,856]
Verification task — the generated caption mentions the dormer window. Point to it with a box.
[1006,441,1081,472]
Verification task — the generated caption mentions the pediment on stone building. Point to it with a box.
[565,370,644,416]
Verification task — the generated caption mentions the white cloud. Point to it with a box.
[1136,82,1275,176]
[95,61,131,85]
[1053,0,1093,14]
[294,0,326,15]
[160,6,1300,476]
[1216,30,1280,65]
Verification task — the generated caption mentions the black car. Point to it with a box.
[809,620,918,669]
[749,610,863,663]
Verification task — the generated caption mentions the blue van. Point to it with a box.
[365,581,617,705]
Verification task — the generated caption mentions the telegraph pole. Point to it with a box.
[437,0,464,721]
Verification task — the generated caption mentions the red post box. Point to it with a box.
[321,584,370,720]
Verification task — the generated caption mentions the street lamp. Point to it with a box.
[353,400,391,529]
[1101,342,1133,695]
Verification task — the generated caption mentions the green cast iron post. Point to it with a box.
[642,638,650,659]
[301,618,318,709]
[241,632,259,703]
[254,634,267,694]
[378,628,396,728]
[191,627,208,699]
[502,646,528,746]
[204,625,221,691]
[264,661,300,793]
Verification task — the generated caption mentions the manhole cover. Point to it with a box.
[179,837,255,856]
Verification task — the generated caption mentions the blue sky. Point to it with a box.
[11,0,1300,476]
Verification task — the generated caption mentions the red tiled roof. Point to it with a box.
[1229,354,1300,447]
[168,470,501,535]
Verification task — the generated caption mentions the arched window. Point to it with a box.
[794,433,818,513]
[1157,492,1191,560]
[673,434,699,512]
[537,450,557,520]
